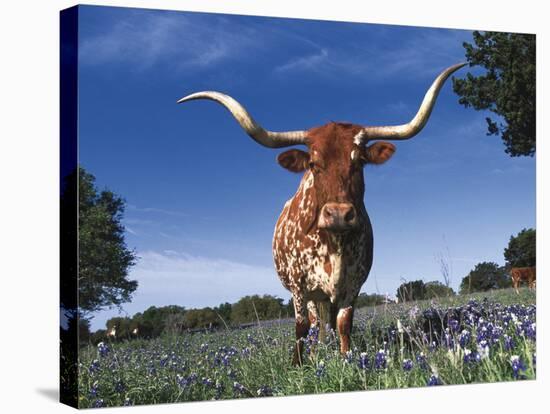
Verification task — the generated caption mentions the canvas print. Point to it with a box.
[60,4,536,409]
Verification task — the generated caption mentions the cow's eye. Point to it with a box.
[308,161,316,170]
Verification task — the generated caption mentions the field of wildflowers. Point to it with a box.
[77,288,536,408]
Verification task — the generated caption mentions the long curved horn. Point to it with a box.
[355,62,466,144]
[177,91,307,148]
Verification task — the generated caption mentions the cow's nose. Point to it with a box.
[319,202,358,232]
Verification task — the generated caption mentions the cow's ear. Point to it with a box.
[363,141,396,165]
[277,149,310,173]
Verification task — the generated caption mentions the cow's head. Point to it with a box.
[276,123,395,232]
[178,63,465,233]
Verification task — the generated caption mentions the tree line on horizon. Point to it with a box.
[396,228,535,302]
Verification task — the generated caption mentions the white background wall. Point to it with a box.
[0,1,547,413]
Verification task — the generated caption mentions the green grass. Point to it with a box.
[77,287,536,408]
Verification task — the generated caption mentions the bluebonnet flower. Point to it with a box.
[199,343,209,353]
[89,381,99,397]
[315,360,326,378]
[93,399,104,408]
[241,347,251,358]
[428,341,437,352]
[408,305,420,320]
[247,334,258,345]
[214,381,224,399]
[402,359,413,371]
[427,374,442,386]
[233,382,247,395]
[477,340,490,360]
[416,352,428,370]
[344,350,354,364]
[222,354,231,367]
[525,322,536,340]
[448,318,460,332]
[510,355,526,379]
[443,329,454,349]
[358,352,369,370]
[463,349,480,364]
[97,342,109,357]
[305,325,319,354]
[374,349,387,370]
[202,377,214,388]
[89,359,101,375]
[503,334,515,351]
[177,373,197,388]
[257,385,273,397]
[123,398,132,406]
[458,329,471,348]
[114,380,125,393]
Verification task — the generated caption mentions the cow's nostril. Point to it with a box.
[324,208,333,217]
[344,208,355,223]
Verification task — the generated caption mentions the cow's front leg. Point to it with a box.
[292,294,310,366]
[336,306,354,355]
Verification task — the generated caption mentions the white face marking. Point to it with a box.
[351,149,357,161]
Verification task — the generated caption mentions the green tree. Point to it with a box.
[504,228,536,268]
[134,305,186,338]
[182,308,219,330]
[459,262,510,294]
[396,280,426,302]
[78,167,138,317]
[213,302,232,326]
[230,295,286,324]
[453,31,535,156]
[355,293,386,308]
[106,317,133,340]
[424,281,455,299]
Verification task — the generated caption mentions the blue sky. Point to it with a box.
[76,5,536,331]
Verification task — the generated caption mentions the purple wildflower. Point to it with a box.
[358,352,369,370]
[427,374,442,386]
[233,382,247,395]
[374,349,387,370]
[97,342,109,357]
[257,385,273,397]
[93,399,104,408]
[510,355,526,379]
[315,361,326,378]
[416,352,428,370]
[402,359,413,371]
[463,349,480,364]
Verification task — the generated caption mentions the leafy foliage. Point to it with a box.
[230,295,287,325]
[78,167,137,316]
[459,262,511,294]
[425,281,455,299]
[453,31,536,156]
[504,228,536,268]
[396,280,427,302]
[355,293,386,307]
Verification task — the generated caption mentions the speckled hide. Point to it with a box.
[270,123,397,365]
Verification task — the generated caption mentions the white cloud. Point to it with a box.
[91,249,289,329]
[273,28,468,81]
[274,48,329,74]
[79,12,259,71]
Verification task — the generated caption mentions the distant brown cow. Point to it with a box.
[511,267,536,294]
[178,63,465,365]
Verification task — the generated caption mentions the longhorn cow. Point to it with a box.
[178,63,465,365]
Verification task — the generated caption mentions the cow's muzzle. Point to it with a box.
[318,202,358,232]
